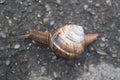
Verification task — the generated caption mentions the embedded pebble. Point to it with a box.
[27,47,30,50]
[96,49,107,55]
[117,58,120,62]
[37,14,41,17]
[118,37,120,42]
[45,4,51,11]
[29,71,52,80]
[43,18,49,23]
[109,46,117,54]
[50,21,55,26]
[95,3,100,7]
[43,63,47,66]
[37,46,40,49]
[87,8,95,15]
[83,5,88,10]
[90,47,94,51]
[0,32,6,38]
[52,55,57,60]
[8,19,12,26]
[56,0,61,4]
[13,17,18,21]
[106,0,112,6]
[14,44,20,49]
[28,43,32,46]
[37,61,40,64]
[87,0,93,3]
[7,44,10,48]
[6,16,12,26]
[41,66,46,75]
[112,54,117,58]
[53,72,60,78]
[19,1,23,4]
[5,60,10,66]
[100,43,105,47]
[83,6,96,15]
[78,62,81,66]
[53,72,57,78]
[118,29,120,32]
[32,40,36,44]
[101,37,106,42]
[0,47,4,50]
[0,0,5,4]
[38,0,42,3]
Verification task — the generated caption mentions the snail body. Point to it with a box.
[28,25,98,58]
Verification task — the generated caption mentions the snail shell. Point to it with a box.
[50,25,85,57]
[27,24,98,58]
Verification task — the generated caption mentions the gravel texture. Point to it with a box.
[0,0,120,80]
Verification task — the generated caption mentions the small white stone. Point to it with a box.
[56,0,61,4]
[45,4,51,11]
[36,54,39,57]
[32,40,36,44]
[78,62,81,66]
[0,32,6,38]
[101,37,106,42]
[39,0,42,3]
[112,54,117,58]
[6,60,10,65]
[87,8,95,15]
[118,37,120,42]
[52,55,57,60]
[28,43,32,46]
[96,49,107,55]
[117,58,120,62]
[88,0,93,3]
[37,61,40,64]
[15,62,18,65]
[53,72,58,78]
[90,47,94,50]
[27,47,30,49]
[118,29,120,32]
[6,16,12,26]
[43,18,49,23]
[100,43,105,47]
[20,1,23,4]
[8,19,12,26]
[0,0,5,4]
[50,21,55,26]
[37,14,41,17]
[0,47,4,50]
[14,44,20,49]
[41,66,46,75]
[106,0,112,6]
[95,3,100,7]
[83,5,88,10]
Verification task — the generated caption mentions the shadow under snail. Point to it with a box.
[26,24,98,58]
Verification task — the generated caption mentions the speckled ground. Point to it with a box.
[0,0,120,80]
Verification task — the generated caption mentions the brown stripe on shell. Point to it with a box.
[50,28,84,57]
[52,41,84,57]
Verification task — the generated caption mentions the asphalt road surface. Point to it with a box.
[0,0,120,80]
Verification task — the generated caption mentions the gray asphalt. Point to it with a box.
[0,0,120,80]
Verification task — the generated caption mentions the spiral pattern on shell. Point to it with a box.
[50,25,85,57]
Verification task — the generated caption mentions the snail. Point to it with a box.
[26,24,98,58]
